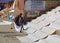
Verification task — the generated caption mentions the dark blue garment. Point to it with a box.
[19,17,24,26]
[0,5,5,10]
[14,16,24,26]
[0,0,12,3]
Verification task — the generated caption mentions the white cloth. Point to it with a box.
[49,19,60,30]
[36,40,47,43]
[31,31,48,39]
[23,25,29,30]
[14,22,21,32]
[44,35,60,43]
[16,35,38,42]
[14,22,29,32]
[37,35,60,43]
[41,27,56,35]
[16,36,35,43]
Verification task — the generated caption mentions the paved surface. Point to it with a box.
[0,30,28,43]
[0,37,21,43]
[0,24,28,43]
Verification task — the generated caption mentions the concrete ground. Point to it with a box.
[0,37,20,43]
[0,29,28,43]
[0,23,28,43]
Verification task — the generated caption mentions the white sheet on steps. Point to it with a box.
[49,19,60,30]
[16,31,48,43]
[41,27,56,35]
[36,35,60,43]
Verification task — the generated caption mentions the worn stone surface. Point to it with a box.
[0,25,28,43]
